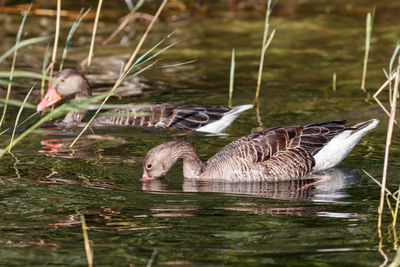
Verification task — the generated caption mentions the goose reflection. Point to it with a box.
[142,167,358,203]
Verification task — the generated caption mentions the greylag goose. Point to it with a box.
[142,119,379,181]
[37,68,253,133]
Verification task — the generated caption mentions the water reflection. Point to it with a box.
[142,167,358,203]
[38,135,137,163]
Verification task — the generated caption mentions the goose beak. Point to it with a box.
[37,86,62,112]
[141,172,153,181]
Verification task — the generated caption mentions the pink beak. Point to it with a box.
[141,172,153,181]
[37,86,62,112]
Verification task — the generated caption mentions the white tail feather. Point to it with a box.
[313,119,379,171]
[196,104,253,134]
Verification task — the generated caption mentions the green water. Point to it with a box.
[0,0,399,266]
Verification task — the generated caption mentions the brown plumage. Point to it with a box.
[142,119,379,181]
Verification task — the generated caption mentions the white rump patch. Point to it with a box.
[196,104,253,134]
[313,119,379,171]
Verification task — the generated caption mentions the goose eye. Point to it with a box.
[146,163,152,169]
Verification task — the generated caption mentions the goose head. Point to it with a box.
[142,141,179,180]
[142,140,203,180]
[37,68,91,112]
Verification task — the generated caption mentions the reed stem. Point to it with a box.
[228,48,235,108]
[85,0,103,74]
[70,0,168,148]
[48,0,61,91]
[332,72,336,92]
[255,0,275,99]
[378,68,399,231]
[80,214,93,267]
[361,12,372,92]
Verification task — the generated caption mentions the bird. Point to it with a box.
[37,68,253,133]
[142,119,379,181]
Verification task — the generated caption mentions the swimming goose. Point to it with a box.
[142,119,379,181]
[37,68,253,133]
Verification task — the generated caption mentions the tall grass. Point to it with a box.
[254,0,276,99]
[228,48,235,108]
[0,0,172,156]
[60,8,91,72]
[0,5,32,128]
[85,0,103,74]
[101,0,146,47]
[361,10,374,92]
[377,67,399,230]
[47,0,61,93]
[70,0,169,148]
[9,84,35,152]
[366,44,400,265]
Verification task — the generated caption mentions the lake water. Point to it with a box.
[0,0,399,265]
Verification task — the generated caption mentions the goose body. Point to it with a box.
[37,68,252,133]
[142,119,379,181]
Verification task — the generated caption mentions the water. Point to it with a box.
[0,1,399,265]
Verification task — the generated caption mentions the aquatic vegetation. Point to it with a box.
[361,9,374,92]
[0,0,173,154]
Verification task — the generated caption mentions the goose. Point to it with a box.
[142,119,379,181]
[37,68,253,133]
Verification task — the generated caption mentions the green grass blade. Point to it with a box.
[60,8,91,72]
[0,79,32,87]
[0,4,32,128]
[361,12,373,92]
[124,60,158,81]
[255,0,275,99]
[159,59,197,69]
[0,36,51,64]
[9,84,35,152]
[133,0,146,12]
[0,112,38,136]
[0,98,36,109]
[0,71,52,80]
[133,32,174,66]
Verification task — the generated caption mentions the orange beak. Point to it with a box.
[37,86,62,112]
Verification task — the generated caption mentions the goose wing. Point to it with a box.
[209,121,348,180]
[168,105,230,130]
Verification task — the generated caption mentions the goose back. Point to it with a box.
[202,121,348,181]
[92,103,236,131]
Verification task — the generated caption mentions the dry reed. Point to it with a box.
[70,0,169,148]
[80,214,93,267]
[85,0,103,74]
